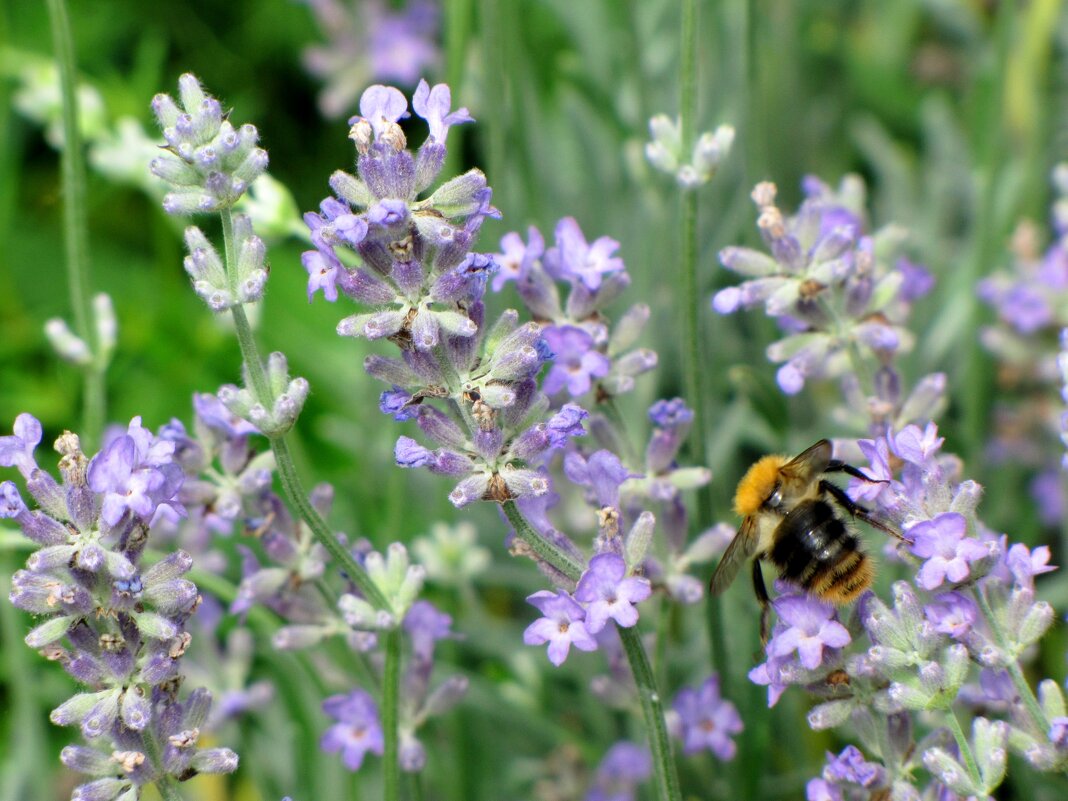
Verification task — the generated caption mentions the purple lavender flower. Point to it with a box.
[670,675,743,759]
[0,412,42,478]
[88,417,184,526]
[4,412,236,792]
[150,74,268,214]
[412,79,472,144]
[545,217,624,291]
[573,553,651,633]
[492,226,545,292]
[767,592,851,670]
[563,450,635,510]
[366,1,439,84]
[908,513,990,591]
[523,590,598,666]
[585,741,652,801]
[924,592,978,640]
[805,778,843,801]
[714,178,925,404]
[541,325,611,397]
[1049,717,1068,751]
[321,689,385,770]
[1004,542,1056,589]
[822,745,885,787]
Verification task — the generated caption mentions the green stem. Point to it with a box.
[973,585,1050,734]
[142,729,184,801]
[45,0,104,446]
[501,500,681,801]
[271,435,391,612]
[618,626,683,801]
[944,707,981,790]
[678,0,733,710]
[500,500,583,581]
[217,210,391,613]
[382,628,402,801]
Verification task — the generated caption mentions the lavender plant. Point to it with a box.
[978,164,1068,524]
[296,77,750,801]
[1,414,238,801]
[713,175,1068,798]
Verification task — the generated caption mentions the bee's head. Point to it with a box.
[733,455,790,517]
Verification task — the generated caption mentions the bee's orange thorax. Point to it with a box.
[733,455,788,517]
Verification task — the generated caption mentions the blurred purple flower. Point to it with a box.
[541,325,611,397]
[585,741,651,801]
[563,450,635,509]
[670,675,743,759]
[321,689,385,771]
[545,217,624,291]
[806,778,843,801]
[1005,542,1056,590]
[822,745,884,788]
[492,226,545,292]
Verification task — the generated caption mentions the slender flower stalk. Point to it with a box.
[505,501,681,801]
[45,0,106,447]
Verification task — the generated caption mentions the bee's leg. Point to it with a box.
[752,560,772,646]
[825,459,888,485]
[819,479,908,542]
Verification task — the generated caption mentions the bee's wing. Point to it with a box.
[709,516,758,596]
[780,439,832,485]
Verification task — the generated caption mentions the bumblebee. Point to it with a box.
[709,439,903,644]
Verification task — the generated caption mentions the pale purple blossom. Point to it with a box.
[302,250,340,302]
[585,741,651,801]
[541,325,611,396]
[356,84,409,134]
[523,590,598,666]
[573,553,651,633]
[320,689,384,771]
[806,778,843,801]
[492,226,545,292]
[822,745,885,788]
[563,450,635,509]
[366,0,439,85]
[767,592,851,670]
[412,79,473,144]
[923,592,978,640]
[670,675,743,759]
[1005,542,1056,589]
[545,217,625,291]
[0,413,42,478]
[908,513,990,591]
[890,422,944,465]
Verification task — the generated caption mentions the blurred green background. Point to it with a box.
[3,1,1068,799]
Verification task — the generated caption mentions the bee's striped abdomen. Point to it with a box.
[768,499,873,604]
